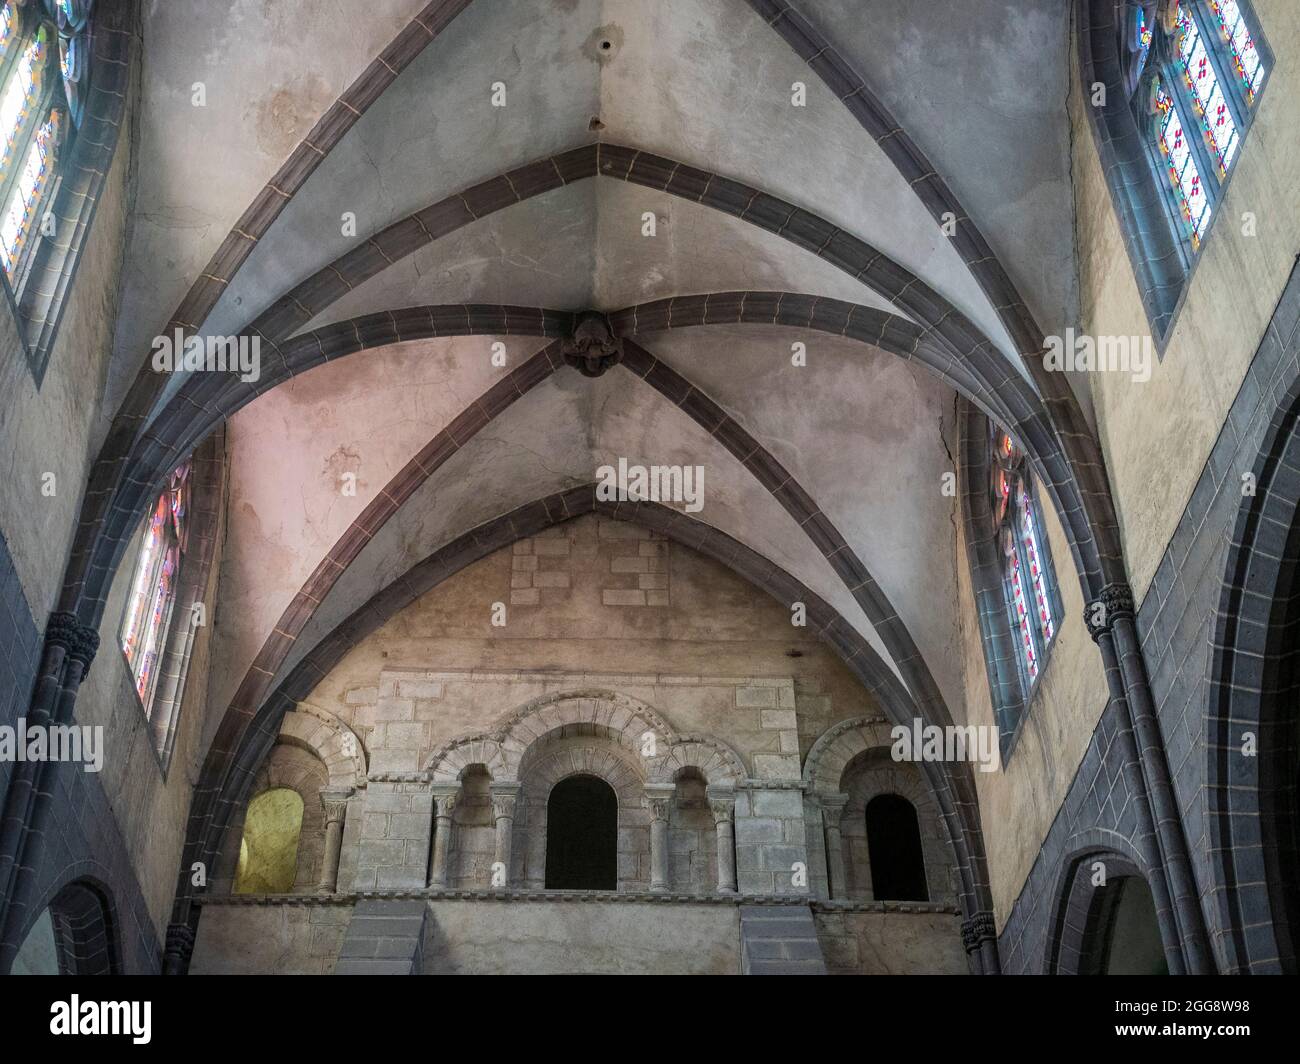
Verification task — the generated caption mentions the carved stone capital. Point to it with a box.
[488,780,521,821]
[705,785,736,825]
[163,923,196,967]
[431,786,459,819]
[1083,581,1135,642]
[44,611,100,669]
[960,911,997,953]
[644,783,675,823]
[708,798,735,825]
[320,789,352,825]
[561,311,624,377]
[820,793,850,830]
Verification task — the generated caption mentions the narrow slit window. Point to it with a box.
[1155,78,1211,249]
[1208,0,1265,103]
[991,427,1061,694]
[121,461,191,714]
[0,1,96,289]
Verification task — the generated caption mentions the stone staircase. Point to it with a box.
[332,899,428,975]
[738,904,827,974]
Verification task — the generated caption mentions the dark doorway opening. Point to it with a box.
[865,793,929,901]
[1086,875,1168,975]
[545,774,618,890]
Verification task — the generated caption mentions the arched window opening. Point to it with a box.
[449,764,495,889]
[865,794,928,902]
[118,434,223,768]
[13,879,118,974]
[990,426,1060,693]
[121,459,191,713]
[233,788,305,895]
[1081,0,1271,342]
[1133,1,1268,252]
[961,403,1064,753]
[11,907,57,974]
[669,767,716,892]
[1087,876,1168,975]
[544,774,617,890]
[0,0,95,288]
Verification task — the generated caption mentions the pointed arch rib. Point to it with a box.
[58,0,476,615]
[79,141,1110,625]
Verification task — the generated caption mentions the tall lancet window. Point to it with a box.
[991,428,1060,691]
[1128,1,1267,256]
[1081,0,1271,343]
[121,461,191,714]
[0,0,95,284]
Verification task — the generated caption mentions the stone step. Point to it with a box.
[332,899,428,975]
[739,904,827,975]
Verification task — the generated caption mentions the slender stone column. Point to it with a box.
[1111,609,1212,975]
[707,788,737,894]
[645,784,675,892]
[315,789,352,893]
[0,613,84,916]
[1085,583,1205,974]
[0,613,98,965]
[489,782,521,890]
[427,788,458,889]
[820,794,850,900]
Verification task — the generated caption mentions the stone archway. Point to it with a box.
[15,878,120,976]
[424,690,747,895]
[1047,847,1170,976]
[804,717,954,905]
[1207,375,1300,974]
[217,705,363,895]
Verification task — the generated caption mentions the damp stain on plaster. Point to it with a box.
[248,75,332,160]
[584,25,624,66]
[323,445,364,494]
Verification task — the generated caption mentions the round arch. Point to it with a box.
[1046,844,1172,976]
[426,689,677,783]
[1206,375,1300,974]
[802,715,897,796]
[277,705,366,791]
[16,876,120,976]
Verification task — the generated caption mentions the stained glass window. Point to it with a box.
[0,31,47,174]
[0,0,95,284]
[0,108,56,270]
[1127,0,1268,259]
[1133,6,1154,84]
[1137,7,1154,54]
[1175,4,1239,176]
[991,428,1059,691]
[0,4,17,63]
[1209,0,1265,102]
[1155,79,1212,248]
[122,462,191,713]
